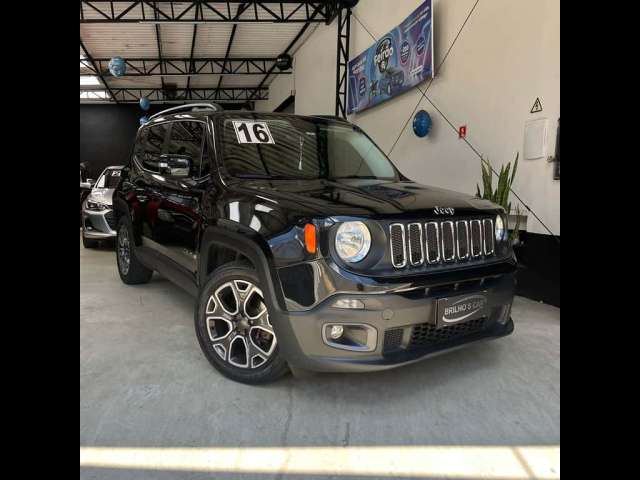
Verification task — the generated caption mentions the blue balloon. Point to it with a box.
[413,110,432,137]
[108,57,127,77]
[139,96,151,111]
[139,116,149,126]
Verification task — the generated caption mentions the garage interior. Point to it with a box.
[80,1,560,479]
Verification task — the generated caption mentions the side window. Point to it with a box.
[95,173,106,188]
[200,138,211,177]
[141,124,169,172]
[167,121,206,178]
[134,128,147,159]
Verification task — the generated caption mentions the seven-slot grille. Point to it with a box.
[389,218,495,269]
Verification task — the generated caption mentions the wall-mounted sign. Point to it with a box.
[347,1,434,115]
[530,97,543,113]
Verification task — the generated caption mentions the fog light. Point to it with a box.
[322,323,377,352]
[332,298,365,309]
[329,325,344,339]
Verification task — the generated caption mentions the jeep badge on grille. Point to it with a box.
[434,206,455,215]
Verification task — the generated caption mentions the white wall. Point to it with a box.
[255,73,294,113]
[278,0,560,235]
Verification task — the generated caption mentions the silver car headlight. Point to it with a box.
[495,215,506,241]
[335,221,371,263]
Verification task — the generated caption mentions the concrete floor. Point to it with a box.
[80,237,560,480]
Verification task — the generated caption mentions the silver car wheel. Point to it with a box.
[205,280,276,369]
[117,225,131,276]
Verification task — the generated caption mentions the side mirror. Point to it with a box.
[159,155,192,177]
[80,179,94,190]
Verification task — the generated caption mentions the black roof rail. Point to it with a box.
[149,103,223,120]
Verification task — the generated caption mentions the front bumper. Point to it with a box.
[82,208,116,239]
[274,272,516,373]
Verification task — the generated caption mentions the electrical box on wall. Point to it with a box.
[524,118,548,160]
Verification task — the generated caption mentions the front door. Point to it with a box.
[148,120,211,274]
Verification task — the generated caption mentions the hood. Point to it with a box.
[87,188,115,207]
[229,178,500,217]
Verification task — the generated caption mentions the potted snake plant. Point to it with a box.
[475,152,525,246]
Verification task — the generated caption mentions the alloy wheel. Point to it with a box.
[117,225,130,275]
[205,280,276,369]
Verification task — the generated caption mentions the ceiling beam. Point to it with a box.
[186,24,198,96]
[94,87,269,103]
[154,4,166,98]
[216,24,238,99]
[80,38,118,103]
[215,1,253,100]
[247,2,322,101]
[79,1,333,23]
[81,58,292,77]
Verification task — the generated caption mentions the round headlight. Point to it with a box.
[495,215,506,241]
[335,221,371,263]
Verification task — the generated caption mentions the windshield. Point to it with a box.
[219,115,398,180]
[95,168,122,188]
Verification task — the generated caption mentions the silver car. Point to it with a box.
[81,166,123,248]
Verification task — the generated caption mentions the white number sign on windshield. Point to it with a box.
[232,121,275,144]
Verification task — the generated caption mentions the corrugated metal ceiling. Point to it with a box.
[80,2,313,22]
[80,2,319,102]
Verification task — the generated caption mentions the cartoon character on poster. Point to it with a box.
[372,35,405,99]
[347,0,433,114]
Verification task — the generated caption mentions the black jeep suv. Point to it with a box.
[113,103,515,384]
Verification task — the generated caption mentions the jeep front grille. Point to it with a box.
[441,221,455,261]
[389,218,495,269]
[425,222,439,263]
[470,219,483,258]
[483,218,495,255]
[456,220,469,259]
[407,223,424,265]
[389,224,406,268]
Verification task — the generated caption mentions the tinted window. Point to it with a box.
[140,124,169,172]
[95,169,122,188]
[167,121,208,178]
[220,117,397,180]
[200,138,211,177]
[134,128,146,159]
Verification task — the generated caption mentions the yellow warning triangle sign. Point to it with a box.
[530,97,543,113]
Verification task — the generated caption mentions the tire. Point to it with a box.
[195,263,290,384]
[116,217,153,285]
[82,234,99,249]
